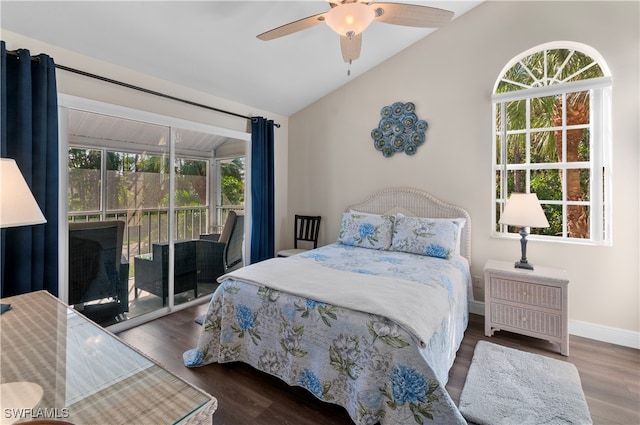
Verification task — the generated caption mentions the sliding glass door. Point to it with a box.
[67,111,173,324]
[60,96,249,330]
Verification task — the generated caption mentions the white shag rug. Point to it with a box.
[459,341,592,425]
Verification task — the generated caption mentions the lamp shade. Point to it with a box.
[499,193,549,228]
[325,2,375,37]
[0,158,47,228]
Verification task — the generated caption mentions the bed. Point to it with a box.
[184,187,472,425]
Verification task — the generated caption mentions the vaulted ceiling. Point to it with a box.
[1,1,483,116]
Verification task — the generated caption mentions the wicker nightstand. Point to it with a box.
[484,259,569,356]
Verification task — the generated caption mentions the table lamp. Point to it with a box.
[0,158,47,228]
[499,192,549,270]
[0,158,47,312]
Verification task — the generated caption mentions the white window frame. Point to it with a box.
[491,43,612,245]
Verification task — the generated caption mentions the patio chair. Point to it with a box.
[134,241,199,306]
[68,220,129,324]
[200,210,245,272]
[134,210,244,305]
[220,210,244,272]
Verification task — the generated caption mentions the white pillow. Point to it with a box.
[391,215,465,259]
[338,212,394,250]
[395,213,466,255]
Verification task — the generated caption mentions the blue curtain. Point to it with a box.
[1,41,59,297]
[250,117,275,263]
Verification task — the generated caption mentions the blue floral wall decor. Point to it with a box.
[371,102,428,157]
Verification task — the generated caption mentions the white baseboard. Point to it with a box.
[469,300,484,316]
[569,320,640,350]
[468,300,639,350]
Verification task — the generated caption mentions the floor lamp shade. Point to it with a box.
[499,193,549,269]
[0,158,47,228]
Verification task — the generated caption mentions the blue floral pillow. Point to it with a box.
[338,212,395,250]
[391,215,464,259]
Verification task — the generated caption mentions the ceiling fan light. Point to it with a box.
[325,3,375,37]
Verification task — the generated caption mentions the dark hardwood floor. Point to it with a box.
[118,304,640,425]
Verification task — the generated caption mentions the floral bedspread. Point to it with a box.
[184,243,470,425]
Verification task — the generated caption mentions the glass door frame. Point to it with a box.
[58,94,250,333]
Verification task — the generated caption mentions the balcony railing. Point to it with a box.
[69,205,243,273]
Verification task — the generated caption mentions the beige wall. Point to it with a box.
[288,1,639,336]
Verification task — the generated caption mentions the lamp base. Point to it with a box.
[514,260,534,270]
[514,228,534,270]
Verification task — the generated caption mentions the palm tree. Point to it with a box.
[496,48,603,238]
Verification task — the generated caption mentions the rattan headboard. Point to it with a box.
[346,187,472,265]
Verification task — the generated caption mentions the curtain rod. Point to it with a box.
[56,64,280,128]
[6,50,280,128]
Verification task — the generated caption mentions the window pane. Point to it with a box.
[106,153,170,211]
[175,159,207,207]
[566,168,590,201]
[511,61,537,87]
[495,134,502,165]
[506,100,526,130]
[214,157,246,234]
[562,52,603,81]
[174,158,208,242]
[530,95,556,128]
[546,49,573,81]
[531,169,562,200]
[567,205,590,239]
[220,158,245,206]
[579,129,590,161]
[506,134,526,164]
[507,170,526,193]
[530,130,559,163]
[566,128,589,162]
[495,171,503,199]
[566,91,591,125]
[68,148,101,212]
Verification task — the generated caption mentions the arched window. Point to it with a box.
[492,42,612,244]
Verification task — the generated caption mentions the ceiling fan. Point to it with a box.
[257,0,454,66]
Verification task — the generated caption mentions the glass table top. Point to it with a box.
[0,291,215,424]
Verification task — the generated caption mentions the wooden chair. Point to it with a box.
[277,215,321,257]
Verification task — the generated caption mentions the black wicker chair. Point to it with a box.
[68,221,129,324]
[134,210,244,305]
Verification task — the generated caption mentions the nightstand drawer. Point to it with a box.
[490,302,563,338]
[490,277,562,310]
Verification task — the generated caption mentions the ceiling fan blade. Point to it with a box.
[371,3,454,27]
[257,13,327,41]
[340,33,362,63]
